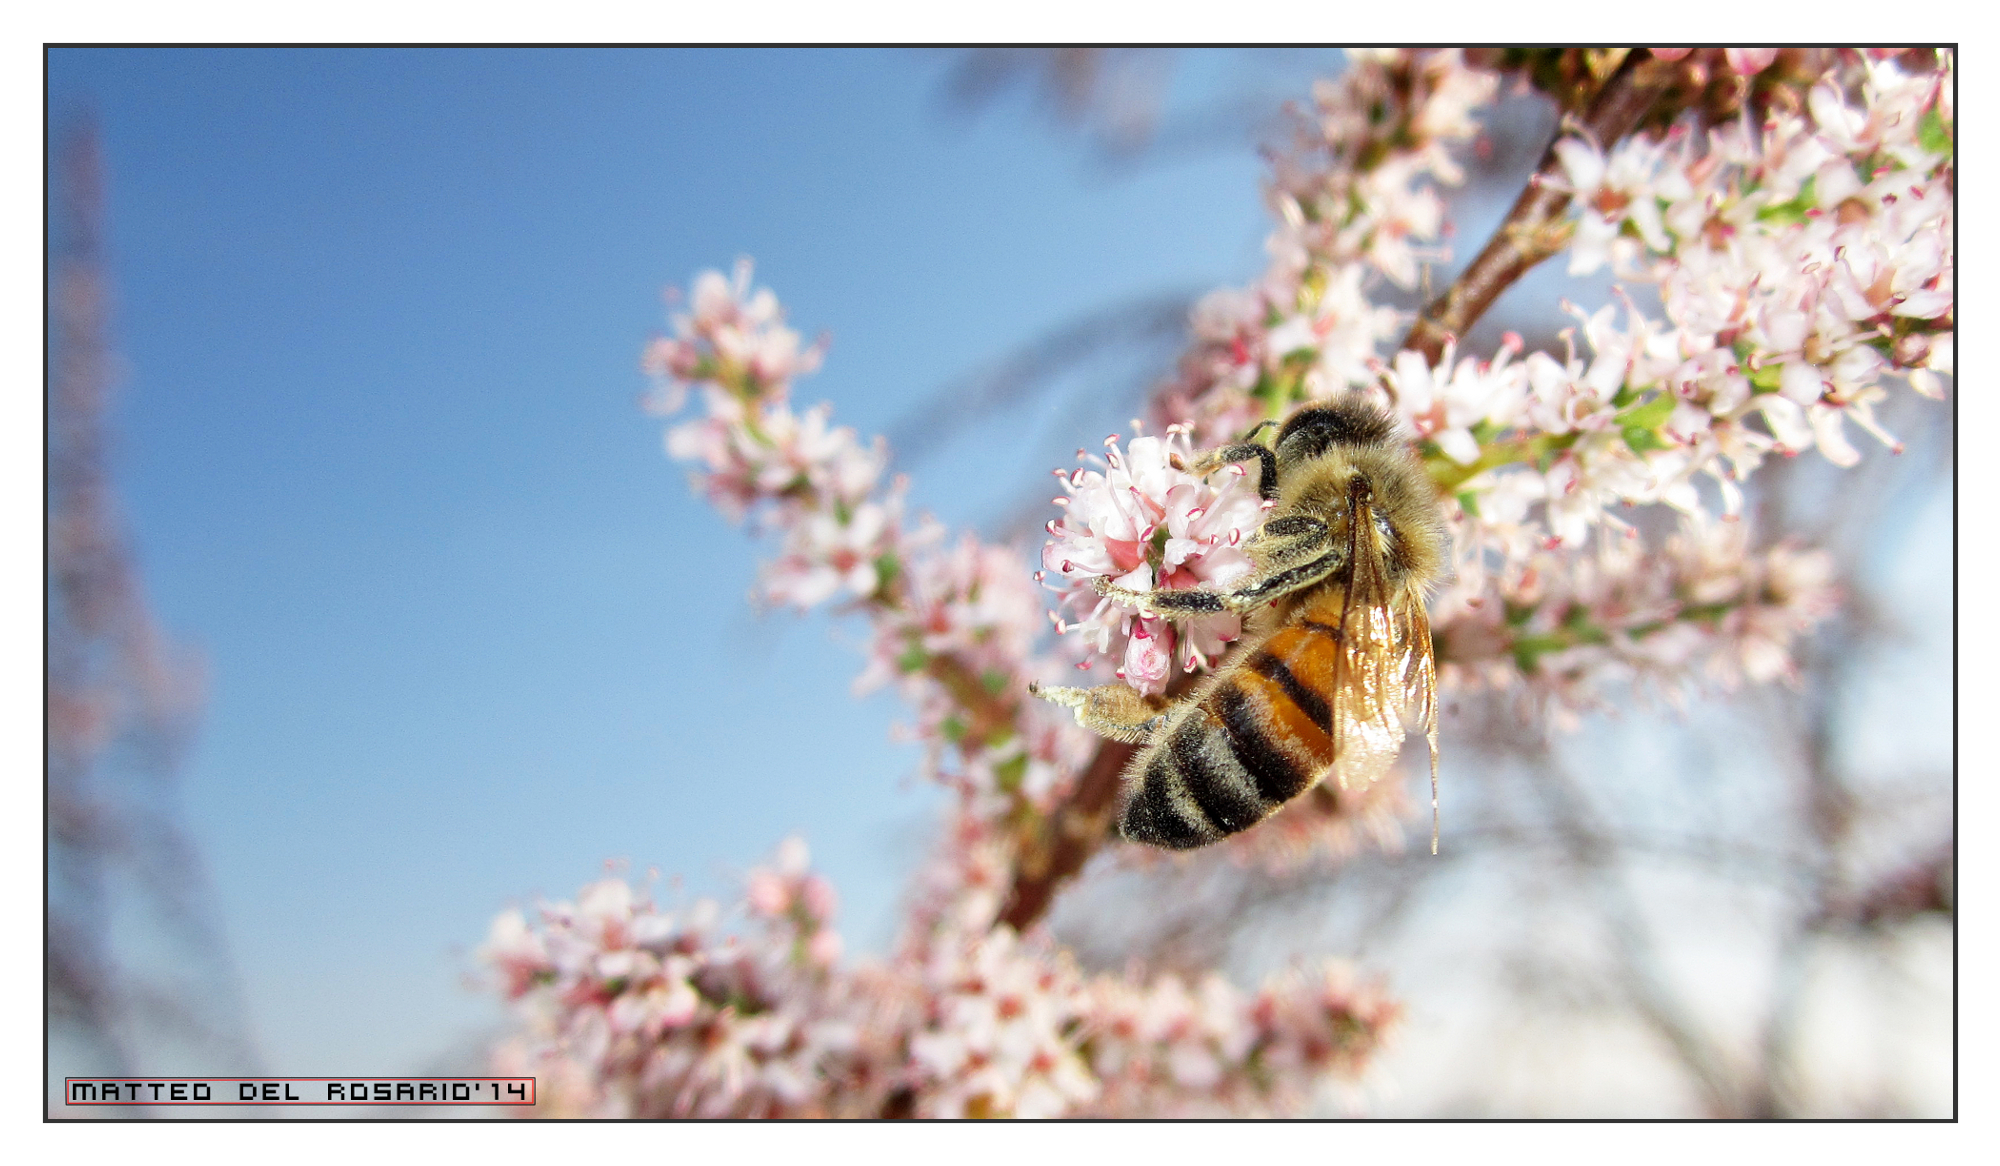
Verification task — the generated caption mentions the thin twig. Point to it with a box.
[1400,50,1679,365]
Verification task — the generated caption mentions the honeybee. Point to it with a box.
[1032,395,1448,852]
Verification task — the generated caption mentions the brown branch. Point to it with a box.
[998,658,1244,930]
[997,737,1138,931]
[1400,49,1685,366]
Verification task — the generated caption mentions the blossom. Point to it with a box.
[489,255,1422,1116]
[1534,52,1951,496]
[1554,133,1681,274]
[643,258,824,413]
[1079,960,1401,1116]
[482,847,866,1118]
[1384,339,1528,465]
[489,836,1399,1118]
[1431,512,1843,724]
[1040,428,1263,693]
[1723,47,1780,76]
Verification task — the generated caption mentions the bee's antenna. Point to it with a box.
[1430,750,1440,857]
[1426,656,1441,856]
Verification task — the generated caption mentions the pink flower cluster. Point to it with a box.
[1039,426,1266,694]
[643,261,825,414]
[1150,50,1501,451]
[1529,51,1952,499]
[1434,514,1842,730]
[487,839,1397,1118]
[646,262,894,609]
[644,260,1082,813]
[1082,961,1400,1117]
[1268,49,1501,293]
[1109,49,1946,716]
[484,843,868,1118]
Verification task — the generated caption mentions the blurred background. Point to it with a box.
[46,47,1951,1117]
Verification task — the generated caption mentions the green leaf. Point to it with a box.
[1616,392,1675,454]
[1919,105,1953,155]
[1623,426,1669,454]
[940,716,967,745]
[1456,491,1481,519]
[1754,175,1817,226]
[980,669,1009,696]
[994,754,1029,793]
[1678,601,1734,625]
[896,642,928,674]
[1748,363,1784,394]
[1511,638,1550,674]
[1252,368,1295,418]
[1615,393,1675,430]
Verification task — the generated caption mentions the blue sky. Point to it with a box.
[47,47,1349,1075]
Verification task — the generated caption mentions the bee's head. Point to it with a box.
[1273,396,1400,472]
[1266,399,1446,591]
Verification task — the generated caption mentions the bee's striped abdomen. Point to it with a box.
[1118,621,1341,849]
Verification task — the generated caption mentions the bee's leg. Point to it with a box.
[1093,549,1342,616]
[1177,443,1280,501]
[1028,681,1176,744]
[1222,549,1344,606]
[1088,519,1331,620]
[1245,515,1331,565]
[1238,419,1279,443]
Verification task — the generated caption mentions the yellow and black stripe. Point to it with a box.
[1119,619,1341,849]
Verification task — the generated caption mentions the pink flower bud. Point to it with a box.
[807,929,844,968]
[745,869,789,917]
[1724,47,1779,75]
[1122,620,1175,695]
[801,874,839,922]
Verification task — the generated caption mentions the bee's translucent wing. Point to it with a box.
[1329,497,1440,820]
[1328,592,1408,792]
[1401,599,1442,853]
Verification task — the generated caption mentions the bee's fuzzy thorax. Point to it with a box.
[1273,441,1447,599]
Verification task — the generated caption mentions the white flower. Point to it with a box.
[1042,429,1265,693]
